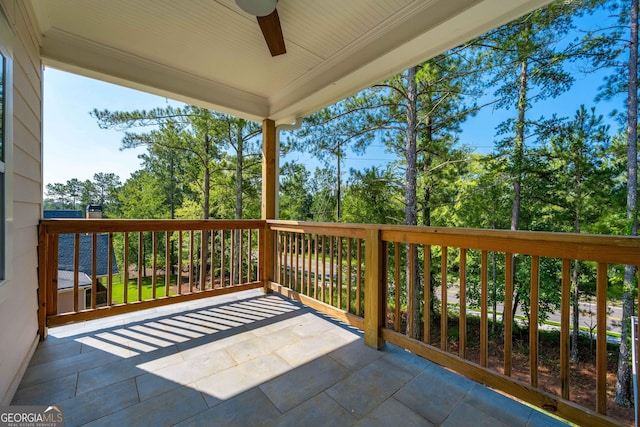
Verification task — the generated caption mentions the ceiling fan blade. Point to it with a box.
[257,9,286,57]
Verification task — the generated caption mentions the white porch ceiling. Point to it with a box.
[29,0,551,124]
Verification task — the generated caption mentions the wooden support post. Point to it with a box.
[261,119,276,293]
[364,228,384,349]
[37,224,48,340]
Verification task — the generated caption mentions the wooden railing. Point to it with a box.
[266,221,640,427]
[38,219,263,333]
[267,221,367,330]
[38,218,640,426]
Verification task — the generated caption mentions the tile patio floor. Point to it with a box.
[13,289,568,426]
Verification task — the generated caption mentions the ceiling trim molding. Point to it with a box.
[41,29,270,121]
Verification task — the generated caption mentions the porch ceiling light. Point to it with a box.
[235,0,277,17]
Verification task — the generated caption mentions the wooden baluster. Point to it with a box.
[295,233,300,292]
[189,230,194,293]
[200,230,207,290]
[560,258,571,400]
[480,250,488,367]
[347,237,352,313]
[177,232,182,295]
[137,232,143,302]
[459,248,466,358]
[152,231,158,299]
[50,235,59,316]
[211,230,216,289]
[307,235,312,295]
[92,233,97,308]
[321,235,327,303]
[289,232,294,288]
[165,231,170,296]
[338,237,343,310]
[408,243,415,338]
[441,246,448,351]
[248,229,253,283]
[596,262,607,415]
[356,238,362,316]
[239,229,244,286]
[330,236,335,306]
[504,253,513,376]
[530,256,540,388]
[424,245,431,345]
[73,233,80,312]
[314,235,320,299]
[220,230,226,287]
[124,232,129,302]
[394,243,401,332]
[108,232,114,306]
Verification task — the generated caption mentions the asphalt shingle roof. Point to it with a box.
[58,233,119,277]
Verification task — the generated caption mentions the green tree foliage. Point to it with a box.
[341,167,403,224]
[279,161,313,221]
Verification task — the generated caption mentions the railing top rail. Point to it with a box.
[267,220,640,264]
[40,219,265,234]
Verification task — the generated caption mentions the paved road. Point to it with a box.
[283,255,624,335]
[440,286,623,335]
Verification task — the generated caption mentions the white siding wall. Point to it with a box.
[0,0,41,405]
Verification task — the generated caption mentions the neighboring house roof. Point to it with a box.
[43,210,83,219]
[57,270,92,291]
[58,234,119,277]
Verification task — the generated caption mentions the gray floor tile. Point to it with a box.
[149,348,236,387]
[382,344,431,376]
[527,410,571,426]
[135,372,182,401]
[326,357,414,419]
[328,339,385,372]
[28,341,82,366]
[175,387,280,427]
[463,383,533,426]
[196,353,292,401]
[13,290,565,427]
[442,400,512,427]
[226,328,300,364]
[353,398,433,427]
[276,331,356,367]
[56,378,139,426]
[393,365,475,425]
[12,373,78,405]
[83,386,207,427]
[75,345,182,395]
[260,355,350,413]
[18,348,118,388]
[267,392,357,427]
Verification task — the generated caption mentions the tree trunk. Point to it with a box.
[234,122,244,285]
[510,58,528,319]
[404,66,420,339]
[571,260,580,362]
[615,0,638,406]
[169,156,176,276]
[337,149,341,221]
[572,148,582,362]
[203,133,210,220]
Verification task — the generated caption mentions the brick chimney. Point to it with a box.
[86,205,103,219]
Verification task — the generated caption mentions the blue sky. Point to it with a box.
[43,46,624,191]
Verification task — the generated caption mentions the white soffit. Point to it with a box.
[30,0,552,123]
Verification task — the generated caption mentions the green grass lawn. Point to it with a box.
[109,274,177,304]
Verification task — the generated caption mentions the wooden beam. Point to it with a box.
[262,119,277,220]
[364,228,384,349]
[261,119,277,293]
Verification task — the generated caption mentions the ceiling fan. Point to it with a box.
[236,0,286,57]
